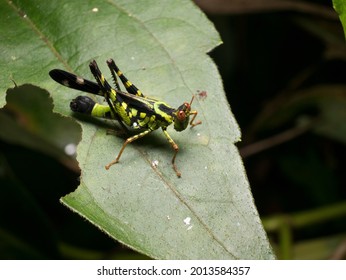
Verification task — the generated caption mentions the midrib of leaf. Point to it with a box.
[145,162,238,258]
[7,0,73,72]
[81,124,237,258]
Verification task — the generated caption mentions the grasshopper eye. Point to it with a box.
[177,110,186,121]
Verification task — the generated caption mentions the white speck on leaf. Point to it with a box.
[183,217,191,225]
[64,143,77,156]
[183,217,193,230]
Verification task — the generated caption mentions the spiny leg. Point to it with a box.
[105,129,152,170]
[162,128,181,178]
[89,60,118,116]
[89,60,114,96]
[89,60,128,132]
[106,61,121,92]
[107,59,145,97]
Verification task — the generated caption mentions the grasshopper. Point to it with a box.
[49,59,201,177]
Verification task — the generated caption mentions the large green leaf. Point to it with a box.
[333,0,346,39]
[0,0,274,259]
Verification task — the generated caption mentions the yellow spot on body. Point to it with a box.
[116,103,131,126]
[131,108,138,116]
[121,102,127,110]
[100,75,106,85]
[140,112,146,119]
[110,88,117,99]
[139,116,150,127]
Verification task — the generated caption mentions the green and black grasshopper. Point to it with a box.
[49,59,201,177]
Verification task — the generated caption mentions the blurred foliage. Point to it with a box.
[209,0,346,259]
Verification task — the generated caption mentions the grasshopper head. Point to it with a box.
[173,96,195,132]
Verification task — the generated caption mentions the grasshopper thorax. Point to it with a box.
[173,95,195,132]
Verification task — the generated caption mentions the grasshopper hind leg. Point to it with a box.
[106,59,145,97]
[105,129,152,170]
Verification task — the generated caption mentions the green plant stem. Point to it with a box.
[263,201,346,231]
[262,201,346,259]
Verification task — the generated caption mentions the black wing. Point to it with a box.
[49,69,101,95]
[115,89,156,113]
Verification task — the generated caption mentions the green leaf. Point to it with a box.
[333,0,346,39]
[0,0,274,259]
